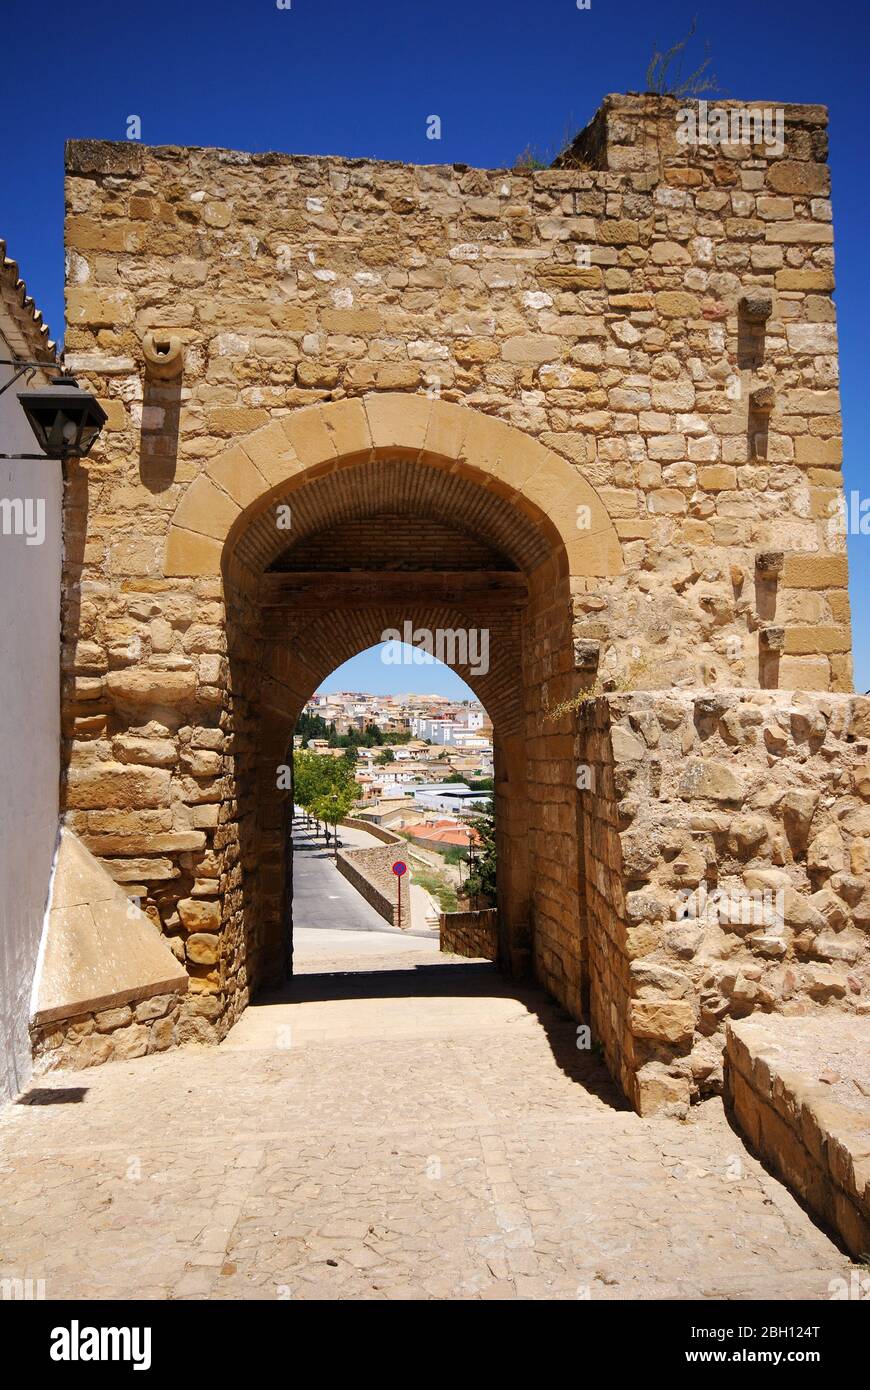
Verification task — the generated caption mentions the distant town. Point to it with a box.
[294,690,494,862]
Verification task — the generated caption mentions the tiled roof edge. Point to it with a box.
[0,238,58,363]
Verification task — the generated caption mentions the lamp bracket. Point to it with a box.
[0,356,56,399]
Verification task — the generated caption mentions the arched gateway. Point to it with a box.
[55,394,622,1051]
[161,395,622,1003]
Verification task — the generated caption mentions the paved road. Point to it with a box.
[0,951,853,1300]
[291,819,438,966]
[0,821,851,1300]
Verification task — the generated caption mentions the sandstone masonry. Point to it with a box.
[49,93,860,1113]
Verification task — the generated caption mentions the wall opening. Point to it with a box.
[286,643,496,974]
[219,445,588,1026]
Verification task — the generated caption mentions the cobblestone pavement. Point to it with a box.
[0,952,856,1301]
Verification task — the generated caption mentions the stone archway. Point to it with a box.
[54,393,623,1078]
[164,395,622,1028]
[42,114,864,1126]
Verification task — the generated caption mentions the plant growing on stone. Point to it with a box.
[541,656,651,725]
[514,118,591,173]
[645,18,719,98]
[513,144,549,172]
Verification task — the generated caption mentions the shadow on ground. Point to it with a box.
[253,959,629,1111]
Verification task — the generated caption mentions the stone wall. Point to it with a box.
[440,909,499,961]
[63,93,849,706]
[30,990,191,1072]
[579,690,869,1114]
[725,1016,870,1259]
[53,92,857,1111]
[339,816,403,846]
[336,844,410,928]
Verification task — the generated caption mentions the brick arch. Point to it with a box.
[233,456,550,578]
[255,603,525,739]
[163,394,623,580]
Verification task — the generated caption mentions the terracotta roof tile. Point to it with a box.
[0,238,57,363]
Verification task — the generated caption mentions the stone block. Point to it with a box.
[629,1000,695,1043]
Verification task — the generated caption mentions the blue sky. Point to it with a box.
[319,645,475,700]
[2,0,866,694]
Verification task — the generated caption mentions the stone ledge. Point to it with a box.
[725,1015,870,1259]
[31,828,188,1029]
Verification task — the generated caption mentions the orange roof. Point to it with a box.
[405,823,475,848]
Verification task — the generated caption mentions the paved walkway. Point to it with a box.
[0,948,855,1301]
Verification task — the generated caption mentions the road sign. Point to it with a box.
[391,860,407,930]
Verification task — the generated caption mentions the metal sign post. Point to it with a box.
[391,859,407,930]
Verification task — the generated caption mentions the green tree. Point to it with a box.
[310,757,361,859]
[297,711,334,743]
[464,803,497,906]
[375,748,395,765]
[293,749,330,833]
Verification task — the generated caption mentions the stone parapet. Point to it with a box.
[336,844,410,928]
[440,909,499,961]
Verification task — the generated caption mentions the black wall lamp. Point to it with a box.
[0,358,107,461]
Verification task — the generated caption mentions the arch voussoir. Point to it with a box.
[163,394,623,581]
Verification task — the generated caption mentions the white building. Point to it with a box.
[410,705,487,745]
[412,784,492,816]
[0,242,61,1103]
[410,717,459,745]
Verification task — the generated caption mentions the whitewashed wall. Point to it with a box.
[0,332,61,1103]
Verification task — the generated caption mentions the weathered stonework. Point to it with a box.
[31,991,187,1071]
[333,839,411,928]
[576,689,869,1115]
[335,820,411,929]
[53,93,858,1112]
